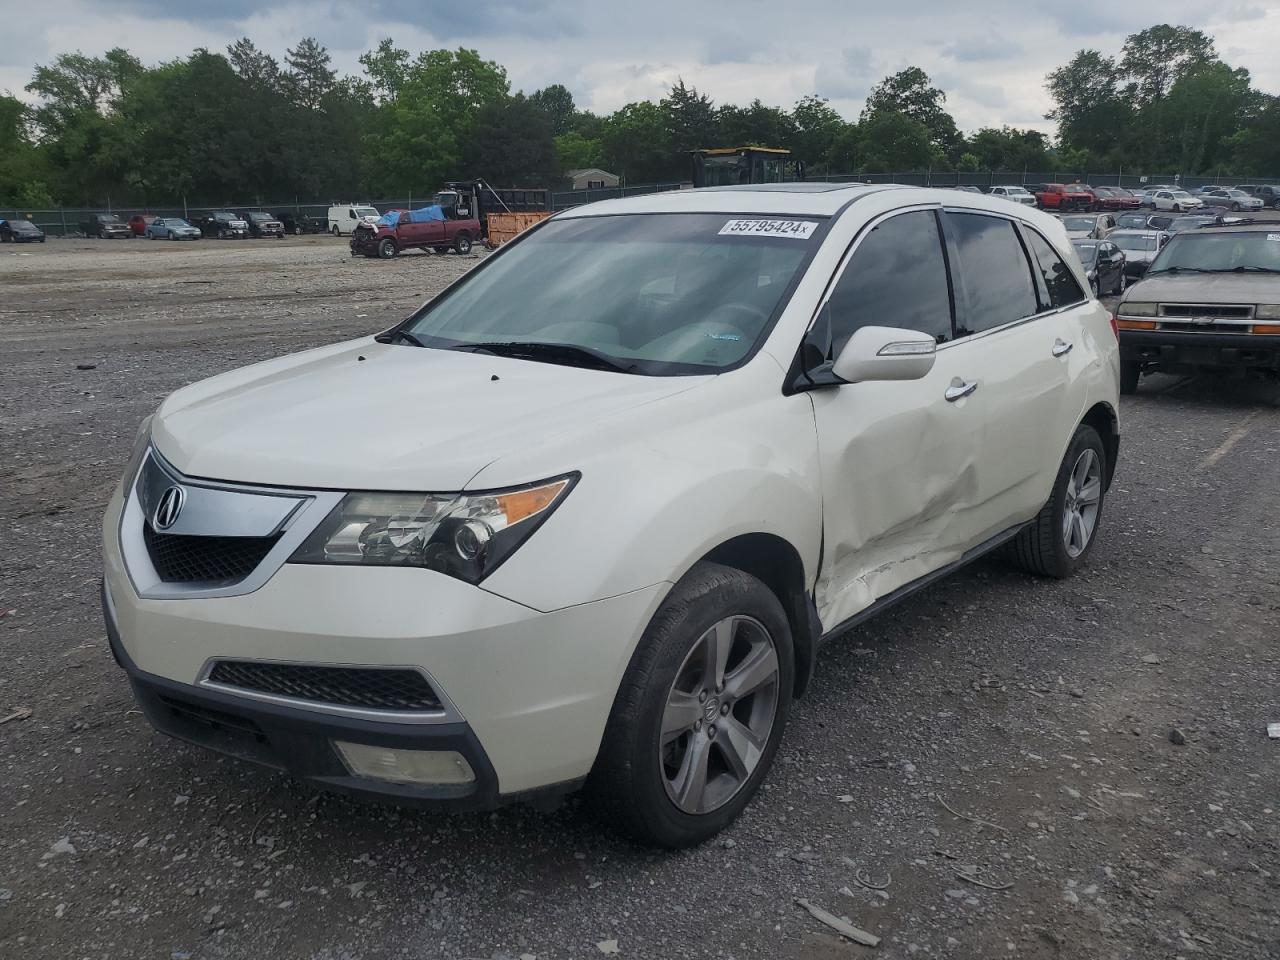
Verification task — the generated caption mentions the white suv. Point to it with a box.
[103,185,1121,847]
[1147,189,1204,213]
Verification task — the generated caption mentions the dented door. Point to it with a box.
[810,343,991,630]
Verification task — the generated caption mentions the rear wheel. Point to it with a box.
[331,224,340,236]
[1115,270,1126,294]
[1010,424,1106,579]
[453,232,473,255]
[588,562,793,848]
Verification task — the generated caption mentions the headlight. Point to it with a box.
[1257,304,1280,319]
[290,474,576,583]
[1120,301,1158,316]
[120,415,154,497]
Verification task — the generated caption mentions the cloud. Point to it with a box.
[814,46,876,101]
[942,36,1024,62]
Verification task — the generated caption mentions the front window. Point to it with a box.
[1071,242,1100,266]
[401,213,821,374]
[1150,232,1280,274]
[354,206,379,218]
[1112,234,1157,252]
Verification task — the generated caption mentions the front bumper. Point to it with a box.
[1121,329,1280,370]
[102,483,667,800]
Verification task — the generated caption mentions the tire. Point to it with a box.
[1274,200,1280,211]
[453,233,473,255]
[1115,270,1126,295]
[294,225,302,236]
[1172,204,1181,213]
[1120,355,1141,395]
[1091,277,1100,299]
[331,225,340,236]
[377,238,397,259]
[1009,424,1107,579]
[587,562,794,848]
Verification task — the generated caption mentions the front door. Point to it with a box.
[810,208,992,630]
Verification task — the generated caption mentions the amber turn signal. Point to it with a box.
[1115,319,1158,330]
[1251,323,1280,335]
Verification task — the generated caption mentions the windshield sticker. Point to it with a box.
[719,219,818,239]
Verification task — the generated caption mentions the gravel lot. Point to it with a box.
[1,236,1278,960]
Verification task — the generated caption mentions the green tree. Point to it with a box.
[715,99,795,148]
[1226,93,1280,175]
[861,68,961,159]
[554,131,603,172]
[1159,61,1252,172]
[790,95,844,173]
[1119,24,1216,107]
[283,37,336,110]
[528,83,577,136]
[661,79,717,153]
[0,94,51,206]
[359,39,411,100]
[599,101,677,183]
[1046,50,1134,163]
[227,37,280,91]
[463,95,559,186]
[25,48,142,136]
[965,126,1052,171]
[857,111,936,171]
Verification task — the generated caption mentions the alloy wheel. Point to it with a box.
[1062,448,1102,559]
[660,615,780,815]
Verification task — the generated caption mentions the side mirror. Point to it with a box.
[832,325,937,384]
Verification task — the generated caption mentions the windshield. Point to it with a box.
[1062,217,1095,231]
[355,207,379,218]
[1112,234,1157,252]
[1071,242,1099,265]
[246,212,270,220]
[1151,232,1280,273]
[402,213,820,375]
[213,211,239,219]
[1116,214,1146,228]
[11,220,38,232]
[1171,191,1194,200]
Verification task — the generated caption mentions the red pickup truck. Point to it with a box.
[1034,183,1095,211]
[351,206,479,258]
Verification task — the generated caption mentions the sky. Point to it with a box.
[2,0,1278,135]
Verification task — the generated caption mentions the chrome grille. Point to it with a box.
[143,523,281,584]
[1159,303,1254,320]
[207,661,442,712]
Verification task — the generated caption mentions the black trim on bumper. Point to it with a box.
[101,585,579,810]
[1120,329,1280,370]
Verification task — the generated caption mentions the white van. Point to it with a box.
[327,203,381,236]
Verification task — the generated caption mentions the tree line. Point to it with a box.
[1,23,1276,209]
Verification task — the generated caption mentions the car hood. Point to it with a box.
[152,338,707,490]
[1122,272,1280,305]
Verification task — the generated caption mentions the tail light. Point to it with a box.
[1109,314,1119,340]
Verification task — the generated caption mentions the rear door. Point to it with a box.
[810,207,993,628]
[940,209,1074,530]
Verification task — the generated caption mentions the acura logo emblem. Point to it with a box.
[153,485,186,530]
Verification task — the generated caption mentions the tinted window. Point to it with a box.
[946,212,1039,334]
[1025,229,1085,307]
[826,210,953,353]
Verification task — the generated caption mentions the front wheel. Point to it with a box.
[1172,204,1181,213]
[1115,270,1127,295]
[1009,424,1107,579]
[587,563,793,848]
[1232,203,1241,212]
[377,238,397,259]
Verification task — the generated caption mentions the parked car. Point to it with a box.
[350,205,481,258]
[277,211,326,235]
[1108,229,1170,278]
[1167,214,1225,234]
[989,185,1036,205]
[1034,183,1095,211]
[952,185,982,194]
[145,217,202,241]
[1071,238,1127,296]
[127,214,156,236]
[0,217,46,243]
[80,213,132,239]
[328,203,381,236]
[1090,186,1141,211]
[241,211,285,238]
[1115,212,1174,231]
[193,211,250,239]
[1146,189,1204,213]
[103,184,1120,847]
[1250,185,1280,210]
[1199,189,1264,212]
[1060,212,1116,240]
[1114,222,1280,393]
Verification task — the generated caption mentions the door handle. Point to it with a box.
[945,379,978,402]
[1052,339,1074,358]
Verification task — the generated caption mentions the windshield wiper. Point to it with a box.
[375,328,428,347]
[1147,266,1211,275]
[1225,265,1280,274]
[449,340,638,373]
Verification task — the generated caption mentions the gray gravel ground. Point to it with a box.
[1,236,1278,960]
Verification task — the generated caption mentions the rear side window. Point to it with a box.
[826,210,953,353]
[1023,228,1085,308]
[945,212,1039,335]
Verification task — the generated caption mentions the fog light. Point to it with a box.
[334,741,475,785]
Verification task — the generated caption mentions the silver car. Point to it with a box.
[1199,189,1264,212]
[1060,212,1117,240]
[1108,229,1170,278]
[146,217,202,240]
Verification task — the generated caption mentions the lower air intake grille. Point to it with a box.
[143,523,280,584]
[207,661,442,712]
